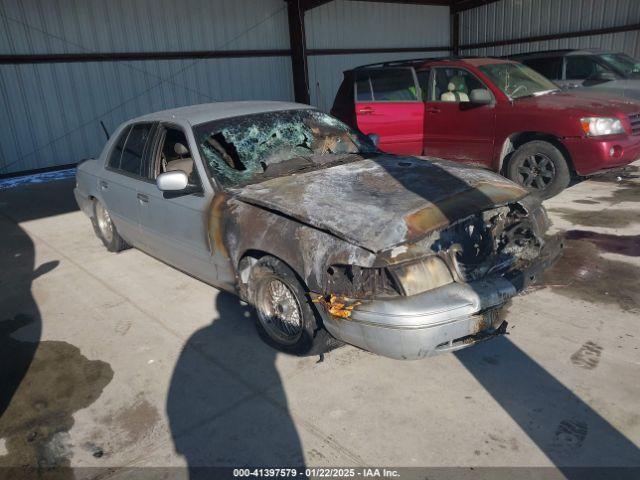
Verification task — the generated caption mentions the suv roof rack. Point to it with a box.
[352,55,487,70]
[508,48,609,58]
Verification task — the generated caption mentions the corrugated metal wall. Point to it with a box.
[0,0,292,175]
[306,1,450,112]
[460,0,640,57]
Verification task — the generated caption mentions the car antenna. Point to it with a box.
[99,120,110,140]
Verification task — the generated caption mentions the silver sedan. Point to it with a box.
[75,101,561,359]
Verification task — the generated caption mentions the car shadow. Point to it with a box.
[371,155,640,472]
[166,292,304,477]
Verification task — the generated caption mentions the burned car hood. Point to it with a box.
[229,155,528,253]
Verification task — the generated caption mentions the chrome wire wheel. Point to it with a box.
[256,277,303,345]
[516,153,556,191]
[95,202,114,244]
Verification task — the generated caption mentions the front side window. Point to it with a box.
[430,67,486,102]
[193,109,376,188]
[119,123,155,176]
[356,69,418,101]
[479,62,559,99]
[566,56,605,80]
[598,53,640,78]
[155,126,200,186]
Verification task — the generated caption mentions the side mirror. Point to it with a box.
[157,170,188,191]
[367,133,380,147]
[470,89,493,105]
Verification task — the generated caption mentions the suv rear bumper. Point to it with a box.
[564,135,640,175]
[319,235,562,360]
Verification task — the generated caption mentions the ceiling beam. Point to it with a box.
[452,0,501,13]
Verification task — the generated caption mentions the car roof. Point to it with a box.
[131,101,313,126]
[510,49,615,59]
[349,56,515,71]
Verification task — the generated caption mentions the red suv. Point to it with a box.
[331,57,640,198]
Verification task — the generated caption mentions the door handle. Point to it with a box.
[99,180,108,190]
[426,107,441,114]
[358,107,375,115]
[137,193,149,204]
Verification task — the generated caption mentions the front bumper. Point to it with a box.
[320,235,562,360]
[563,135,640,176]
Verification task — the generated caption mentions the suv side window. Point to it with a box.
[523,57,562,80]
[566,56,605,80]
[107,125,131,169]
[430,67,486,102]
[119,123,156,177]
[356,69,418,102]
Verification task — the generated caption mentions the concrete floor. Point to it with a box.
[0,163,639,478]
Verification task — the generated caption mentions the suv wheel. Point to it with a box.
[248,256,340,356]
[507,140,570,199]
[92,200,129,252]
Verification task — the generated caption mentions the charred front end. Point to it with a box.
[314,198,561,360]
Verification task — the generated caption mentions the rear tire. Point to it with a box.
[248,256,339,356]
[91,200,129,252]
[507,140,570,199]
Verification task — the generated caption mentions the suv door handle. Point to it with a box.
[426,107,441,114]
[358,106,375,115]
[99,180,108,190]
[137,193,149,204]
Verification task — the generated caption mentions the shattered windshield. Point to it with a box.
[193,109,375,187]
[599,53,640,78]
[479,62,559,99]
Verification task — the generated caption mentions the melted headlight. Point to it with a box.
[391,256,454,296]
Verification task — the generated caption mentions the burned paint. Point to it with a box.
[0,318,113,469]
[231,156,527,253]
[207,192,231,260]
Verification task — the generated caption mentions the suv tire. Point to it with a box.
[507,140,571,199]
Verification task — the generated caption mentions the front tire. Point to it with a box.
[507,140,571,199]
[91,200,128,252]
[248,256,337,355]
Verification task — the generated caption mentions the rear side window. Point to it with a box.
[355,69,418,102]
[370,69,418,101]
[119,123,155,176]
[107,126,131,169]
[355,72,373,101]
[523,57,563,80]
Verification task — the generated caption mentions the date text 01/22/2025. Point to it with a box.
[233,468,400,478]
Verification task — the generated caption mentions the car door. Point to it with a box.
[422,66,496,167]
[135,123,218,285]
[354,67,424,155]
[99,123,155,246]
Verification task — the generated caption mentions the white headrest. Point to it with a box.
[448,82,456,92]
